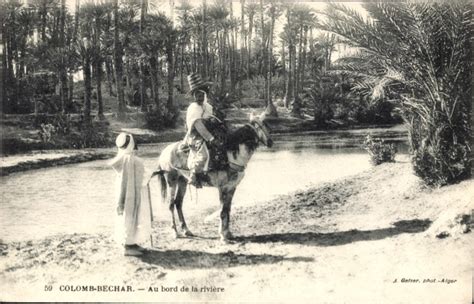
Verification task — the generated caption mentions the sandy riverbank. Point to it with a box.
[0,157,472,303]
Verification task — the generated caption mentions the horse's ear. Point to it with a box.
[249,112,256,122]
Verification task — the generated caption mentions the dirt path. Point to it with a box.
[1,159,472,302]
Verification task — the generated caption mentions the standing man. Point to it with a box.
[109,133,153,256]
[185,73,221,187]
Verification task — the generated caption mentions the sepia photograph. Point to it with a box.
[0,0,473,302]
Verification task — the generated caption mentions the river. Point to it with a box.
[0,126,407,242]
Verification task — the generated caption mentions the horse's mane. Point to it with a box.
[226,124,259,157]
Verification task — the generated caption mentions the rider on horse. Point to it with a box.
[184,73,226,188]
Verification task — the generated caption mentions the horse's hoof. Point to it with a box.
[220,232,234,243]
[183,230,195,237]
[220,238,232,244]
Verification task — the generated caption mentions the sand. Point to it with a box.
[0,157,472,303]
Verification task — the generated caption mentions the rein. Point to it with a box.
[245,123,261,145]
[228,161,246,172]
[227,124,260,172]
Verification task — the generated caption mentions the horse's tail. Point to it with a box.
[151,169,167,203]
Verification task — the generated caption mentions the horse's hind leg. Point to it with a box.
[175,176,193,237]
[165,174,180,238]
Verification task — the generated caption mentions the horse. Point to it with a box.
[153,115,273,242]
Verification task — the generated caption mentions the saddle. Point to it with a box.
[203,118,228,171]
[170,118,229,173]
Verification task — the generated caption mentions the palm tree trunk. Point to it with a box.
[150,56,159,108]
[113,0,126,119]
[285,44,293,109]
[59,0,67,113]
[300,25,308,93]
[180,41,185,91]
[41,3,47,42]
[68,74,74,107]
[202,0,208,78]
[240,0,245,83]
[105,58,114,96]
[192,39,196,72]
[247,11,254,80]
[229,0,235,94]
[289,40,301,118]
[309,28,316,78]
[166,40,174,110]
[259,0,267,103]
[220,32,225,93]
[5,33,14,113]
[281,39,287,104]
[139,0,147,112]
[95,59,104,119]
[295,23,303,98]
[1,31,7,112]
[265,7,277,117]
[83,56,92,124]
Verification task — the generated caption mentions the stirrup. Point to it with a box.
[188,173,202,188]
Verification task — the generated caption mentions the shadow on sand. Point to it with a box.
[234,219,432,246]
[139,249,313,269]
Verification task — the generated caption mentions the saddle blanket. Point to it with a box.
[160,141,228,174]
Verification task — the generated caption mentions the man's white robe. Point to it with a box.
[185,100,214,172]
[109,136,152,246]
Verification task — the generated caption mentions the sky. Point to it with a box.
[60,0,366,21]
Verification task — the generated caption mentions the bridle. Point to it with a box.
[228,121,268,172]
[247,120,269,146]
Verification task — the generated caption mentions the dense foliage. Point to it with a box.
[321,1,472,186]
[1,0,398,125]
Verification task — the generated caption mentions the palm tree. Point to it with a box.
[320,2,472,186]
[58,0,67,113]
[258,0,267,102]
[280,4,299,114]
[245,1,257,79]
[208,2,229,93]
[139,0,147,112]
[164,17,177,110]
[113,0,126,119]
[78,3,95,124]
[228,0,236,94]
[239,0,245,84]
[89,2,109,119]
[201,0,208,78]
[264,0,281,117]
[176,0,192,90]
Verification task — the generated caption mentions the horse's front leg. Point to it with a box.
[218,186,236,242]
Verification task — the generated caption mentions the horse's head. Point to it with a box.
[249,113,273,148]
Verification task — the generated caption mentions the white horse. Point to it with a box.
[154,115,273,242]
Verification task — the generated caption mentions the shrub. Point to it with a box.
[240,76,265,99]
[270,75,286,99]
[144,105,180,131]
[39,123,56,143]
[364,135,397,165]
[69,125,110,149]
[303,81,337,126]
[408,116,471,187]
[35,114,111,149]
